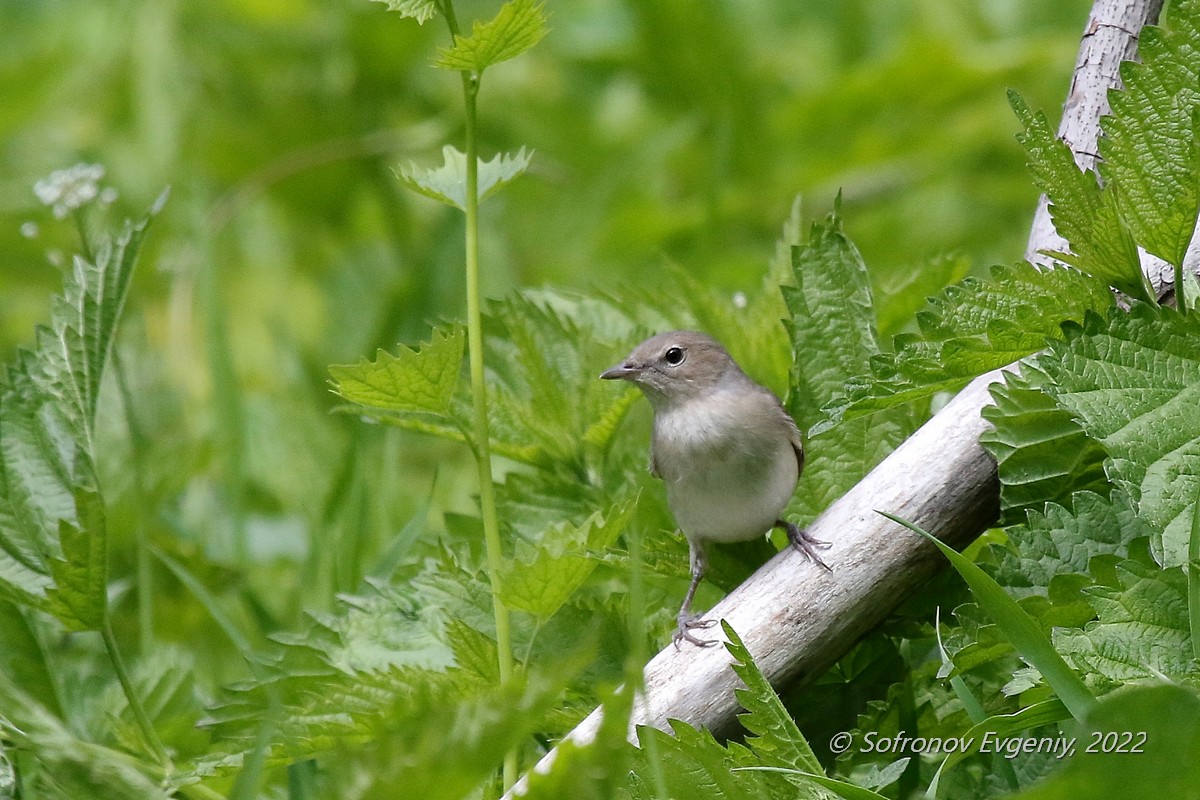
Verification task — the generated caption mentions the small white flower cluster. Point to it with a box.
[32,162,118,219]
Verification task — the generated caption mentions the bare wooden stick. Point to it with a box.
[506,2,1164,795]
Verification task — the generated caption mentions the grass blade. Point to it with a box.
[879,511,1095,721]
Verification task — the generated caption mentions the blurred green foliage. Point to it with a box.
[0,0,1090,559]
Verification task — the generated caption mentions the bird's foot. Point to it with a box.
[779,520,832,571]
[673,613,718,649]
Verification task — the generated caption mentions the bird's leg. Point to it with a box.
[777,519,832,571]
[674,539,718,649]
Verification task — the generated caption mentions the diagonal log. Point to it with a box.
[506,1,1164,794]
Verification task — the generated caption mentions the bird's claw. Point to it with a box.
[673,614,718,649]
[780,520,832,571]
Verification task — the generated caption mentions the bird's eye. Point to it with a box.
[664,346,685,366]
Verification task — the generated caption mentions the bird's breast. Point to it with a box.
[652,392,799,542]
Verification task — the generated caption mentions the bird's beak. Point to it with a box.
[600,362,639,381]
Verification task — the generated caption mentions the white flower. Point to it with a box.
[33,163,107,218]
[19,221,39,239]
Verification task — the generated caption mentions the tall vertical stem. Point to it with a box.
[442,0,516,790]
[102,620,167,762]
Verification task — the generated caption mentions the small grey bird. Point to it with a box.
[601,330,830,647]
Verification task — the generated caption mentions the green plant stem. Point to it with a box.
[101,618,167,763]
[441,1,517,791]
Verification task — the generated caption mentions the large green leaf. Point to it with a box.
[631,721,794,800]
[1009,92,1150,301]
[989,490,1151,600]
[1054,556,1194,686]
[818,261,1113,431]
[0,207,156,628]
[499,501,632,619]
[330,325,465,416]
[1004,684,1200,800]
[1030,304,1200,567]
[981,368,1109,522]
[434,0,548,73]
[1099,6,1200,271]
[784,209,922,521]
[723,622,828,799]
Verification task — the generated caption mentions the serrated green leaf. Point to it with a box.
[784,209,922,521]
[368,0,437,24]
[500,501,632,619]
[631,721,792,800]
[434,0,547,72]
[734,767,893,800]
[818,261,1114,431]
[1099,17,1200,270]
[45,486,106,631]
[981,368,1110,521]
[396,145,532,210]
[330,325,464,416]
[989,490,1151,600]
[882,512,1096,721]
[1009,91,1150,301]
[1053,558,1194,685]
[0,205,155,627]
[722,622,824,783]
[0,668,165,798]
[1030,304,1200,567]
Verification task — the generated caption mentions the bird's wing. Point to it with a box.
[780,401,805,476]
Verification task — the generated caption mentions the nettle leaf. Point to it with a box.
[45,486,107,631]
[0,669,164,799]
[397,145,532,210]
[981,367,1110,522]
[0,207,155,628]
[369,0,437,24]
[434,0,548,73]
[1099,13,1200,271]
[481,290,646,473]
[330,325,464,416]
[1054,557,1194,686]
[819,261,1114,430]
[1009,92,1150,301]
[785,209,922,522]
[1030,305,1200,567]
[990,489,1151,600]
[631,721,792,800]
[500,501,633,619]
[723,622,823,777]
